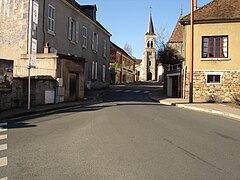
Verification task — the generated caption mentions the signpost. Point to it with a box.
[189,0,194,103]
[28,0,39,109]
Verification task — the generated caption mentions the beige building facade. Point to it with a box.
[0,0,111,102]
[180,0,240,101]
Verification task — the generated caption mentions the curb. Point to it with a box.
[159,100,240,121]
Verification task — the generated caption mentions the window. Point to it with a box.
[205,72,223,84]
[202,36,228,58]
[68,17,79,43]
[92,32,98,52]
[91,61,98,80]
[48,5,55,35]
[103,40,107,57]
[102,65,106,82]
[82,26,87,48]
[149,61,152,66]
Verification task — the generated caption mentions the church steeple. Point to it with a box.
[146,10,155,35]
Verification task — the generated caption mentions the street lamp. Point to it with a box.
[189,0,195,103]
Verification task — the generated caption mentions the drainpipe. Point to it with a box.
[43,0,46,47]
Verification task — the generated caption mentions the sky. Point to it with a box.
[77,0,212,59]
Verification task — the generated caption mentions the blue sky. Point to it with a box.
[77,0,212,59]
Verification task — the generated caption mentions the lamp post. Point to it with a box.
[189,0,194,103]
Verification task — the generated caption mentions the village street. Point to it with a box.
[1,82,240,180]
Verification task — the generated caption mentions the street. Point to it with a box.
[1,83,240,180]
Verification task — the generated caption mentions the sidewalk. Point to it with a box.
[149,91,240,121]
[0,88,108,121]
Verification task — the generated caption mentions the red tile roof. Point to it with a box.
[180,0,240,24]
[168,20,183,43]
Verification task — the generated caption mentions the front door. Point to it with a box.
[172,76,179,97]
[69,73,77,101]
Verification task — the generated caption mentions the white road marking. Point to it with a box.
[134,90,141,93]
[124,90,131,92]
[0,135,7,140]
[115,90,122,92]
[0,157,7,167]
[0,144,7,151]
[0,177,8,180]
[0,123,7,132]
[144,91,150,94]
[0,123,7,127]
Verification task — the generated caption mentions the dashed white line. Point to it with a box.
[144,91,150,94]
[0,144,7,151]
[0,135,7,140]
[0,123,7,126]
[134,90,141,93]
[124,90,131,92]
[0,157,7,167]
[0,177,8,180]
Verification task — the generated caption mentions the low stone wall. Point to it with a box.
[184,71,240,101]
[0,77,57,111]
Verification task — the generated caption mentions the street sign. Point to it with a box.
[31,38,37,68]
[33,1,39,25]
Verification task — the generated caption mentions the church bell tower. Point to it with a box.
[142,11,156,81]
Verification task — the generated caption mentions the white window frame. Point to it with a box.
[205,72,223,84]
[48,4,55,35]
[95,62,98,80]
[201,36,230,61]
[103,40,107,58]
[102,65,106,82]
[82,26,87,48]
[91,61,95,80]
[68,17,79,44]
[92,32,98,53]
[91,61,98,80]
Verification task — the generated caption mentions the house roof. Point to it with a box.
[168,19,183,43]
[146,15,155,35]
[180,0,240,24]
[110,42,136,62]
[66,0,111,36]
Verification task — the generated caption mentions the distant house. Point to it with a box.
[179,0,240,101]
[0,0,111,103]
[166,17,184,97]
[110,42,136,84]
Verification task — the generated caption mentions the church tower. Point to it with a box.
[141,11,156,81]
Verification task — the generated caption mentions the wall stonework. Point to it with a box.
[184,71,240,101]
[0,77,57,111]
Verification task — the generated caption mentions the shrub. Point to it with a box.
[232,94,240,105]
[205,94,223,103]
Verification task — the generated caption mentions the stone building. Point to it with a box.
[179,0,240,101]
[110,42,136,85]
[0,0,111,103]
[137,13,157,81]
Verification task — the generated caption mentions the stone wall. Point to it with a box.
[0,76,57,111]
[184,71,240,101]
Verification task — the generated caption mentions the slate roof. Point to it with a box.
[180,0,240,24]
[146,15,155,35]
[168,19,183,43]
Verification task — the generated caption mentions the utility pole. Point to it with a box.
[28,0,33,110]
[189,0,194,103]
[28,0,39,109]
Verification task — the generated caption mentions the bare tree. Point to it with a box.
[123,43,132,55]
[155,25,169,51]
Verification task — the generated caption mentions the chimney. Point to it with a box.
[194,0,197,11]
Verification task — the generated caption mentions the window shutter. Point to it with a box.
[68,17,72,40]
[96,34,98,52]
[76,21,79,43]
[92,32,95,50]
[95,62,98,80]
[92,61,95,80]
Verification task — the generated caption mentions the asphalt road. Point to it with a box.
[1,83,240,179]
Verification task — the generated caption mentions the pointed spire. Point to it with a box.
[146,7,155,35]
